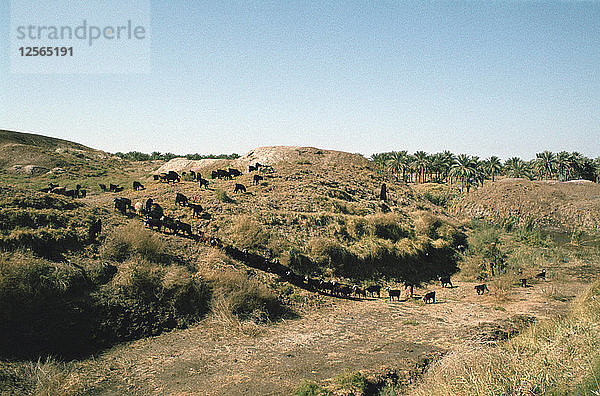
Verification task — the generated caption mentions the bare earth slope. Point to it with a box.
[454,178,600,232]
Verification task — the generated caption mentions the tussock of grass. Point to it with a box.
[101,222,171,264]
[228,215,271,251]
[215,188,234,203]
[207,269,290,324]
[0,358,90,396]
[409,281,600,396]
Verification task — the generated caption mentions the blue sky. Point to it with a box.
[1,1,598,159]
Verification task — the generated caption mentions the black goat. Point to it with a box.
[475,284,489,295]
[386,287,402,301]
[423,291,436,304]
[189,203,203,218]
[133,181,145,191]
[253,175,264,185]
[366,285,381,298]
[175,192,189,206]
[440,276,453,288]
[234,183,246,193]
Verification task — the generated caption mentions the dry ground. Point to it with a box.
[72,265,592,395]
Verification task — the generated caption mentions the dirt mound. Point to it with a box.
[454,178,600,232]
[156,146,344,175]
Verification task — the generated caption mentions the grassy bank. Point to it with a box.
[407,280,600,395]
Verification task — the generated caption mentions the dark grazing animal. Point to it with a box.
[338,285,353,298]
[165,171,181,183]
[440,276,453,288]
[109,183,119,192]
[475,284,489,295]
[88,218,102,241]
[234,183,246,193]
[535,269,546,280]
[113,197,131,215]
[319,280,335,294]
[78,189,87,198]
[176,220,192,236]
[175,192,189,206]
[161,216,178,233]
[98,183,107,192]
[133,181,145,191]
[366,285,381,298]
[198,177,209,188]
[352,285,366,298]
[64,188,78,199]
[386,287,402,301]
[423,291,436,304]
[148,203,164,219]
[39,183,59,193]
[305,277,321,291]
[520,278,528,287]
[253,175,264,185]
[228,168,242,177]
[144,217,162,231]
[145,198,153,214]
[249,165,257,172]
[188,203,203,218]
[212,169,231,180]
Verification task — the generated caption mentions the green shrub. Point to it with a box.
[335,369,368,393]
[215,188,234,203]
[294,380,325,396]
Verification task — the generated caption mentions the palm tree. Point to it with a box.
[594,158,600,183]
[504,157,531,179]
[449,154,477,192]
[371,152,392,168]
[535,151,557,180]
[386,151,410,181]
[412,151,430,183]
[556,151,571,181]
[484,156,503,182]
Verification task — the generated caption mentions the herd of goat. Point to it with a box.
[41,161,549,303]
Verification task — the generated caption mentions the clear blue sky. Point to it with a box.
[1,1,598,159]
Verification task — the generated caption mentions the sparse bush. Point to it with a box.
[229,216,271,251]
[215,188,234,203]
[281,248,316,276]
[294,380,326,396]
[335,369,368,393]
[0,358,90,395]
[327,189,355,201]
[101,222,171,264]
[208,270,288,323]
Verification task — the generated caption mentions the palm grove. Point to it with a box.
[371,150,600,191]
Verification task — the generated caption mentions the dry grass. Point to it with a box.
[205,269,290,327]
[0,358,90,396]
[101,221,171,264]
[408,281,600,396]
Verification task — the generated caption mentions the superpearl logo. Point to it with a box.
[10,0,151,74]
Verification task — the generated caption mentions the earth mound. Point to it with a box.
[454,178,600,232]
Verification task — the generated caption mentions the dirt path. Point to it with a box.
[77,276,587,395]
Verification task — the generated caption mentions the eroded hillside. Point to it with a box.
[454,178,600,233]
